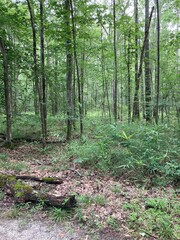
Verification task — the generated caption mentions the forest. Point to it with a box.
[0,0,180,239]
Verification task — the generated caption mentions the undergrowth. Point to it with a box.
[123,196,180,239]
[69,122,180,185]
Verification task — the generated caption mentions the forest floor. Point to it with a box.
[0,141,179,240]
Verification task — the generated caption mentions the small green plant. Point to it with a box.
[0,190,5,201]
[74,207,85,223]
[93,195,107,206]
[5,206,22,219]
[51,208,71,222]
[0,153,8,161]
[0,161,28,172]
[111,184,122,194]
[77,195,94,206]
[78,194,106,206]
[107,216,119,230]
[145,198,168,211]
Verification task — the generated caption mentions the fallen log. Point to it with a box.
[15,175,63,184]
[0,172,63,184]
[0,174,76,208]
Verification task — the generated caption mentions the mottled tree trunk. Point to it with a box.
[0,38,12,145]
[65,0,73,140]
[132,7,154,121]
[70,0,83,136]
[145,0,152,122]
[113,0,118,122]
[26,0,39,116]
[154,0,160,124]
[40,0,47,147]
[132,0,139,120]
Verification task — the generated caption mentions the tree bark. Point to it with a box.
[69,0,83,136]
[0,37,12,146]
[40,0,47,147]
[0,174,76,208]
[154,0,160,124]
[65,0,73,140]
[132,7,154,121]
[113,0,118,122]
[133,0,139,120]
[145,0,152,122]
[127,32,131,123]
[26,0,39,116]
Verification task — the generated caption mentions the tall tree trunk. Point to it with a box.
[69,0,83,136]
[113,0,118,122]
[127,32,131,123]
[100,27,106,117]
[65,0,73,140]
[133,0,139,120]
[26,0,39,116]
[80,51,85,116]
[132,7,154,121]
[154,0,160,124]
[40,0,47,147]
[145,0,152,122]
[0,37,12,146]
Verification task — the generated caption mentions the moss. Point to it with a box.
[13,180,33,199]
[0,174,16,188]
[42,177,57,183]
[0,174,8,188]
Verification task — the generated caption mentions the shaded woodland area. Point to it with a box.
[0,0,179,144]
[0,0,180,239]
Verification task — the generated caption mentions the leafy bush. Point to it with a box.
[71,122,180,184]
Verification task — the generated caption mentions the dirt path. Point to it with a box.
[0,218,87,240]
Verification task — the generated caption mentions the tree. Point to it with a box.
[65,0,73,140]
[0,36,12,145]
[113,0,118,122]
[132,0,139,120]
[70,0,83,136]
[144,0,151,122]
[153,0,160,124]
[26,0,39,115]
[40,0,47,146]
[132,7,154,121]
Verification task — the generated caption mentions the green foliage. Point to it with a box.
[0,159,28,172]
[123,197,180,239]
[0,190,5,201]
[107,216,119,230]
[0,153,8,161]
[71,122,180,185]
[50,207,71,222]
[77,194,106,206]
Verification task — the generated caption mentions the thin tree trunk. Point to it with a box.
[127,32,131,123]
[69,0,83,136]
[0,38,12,146]
[145,0,152,122]
[80,52,85,116]
[40,0,47,147]
[133,0,139,120]
[132,7,154,121]
[154,0,160,124]
[65,0,73,140]
[26,0,39,116]
[113,0,118,122]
